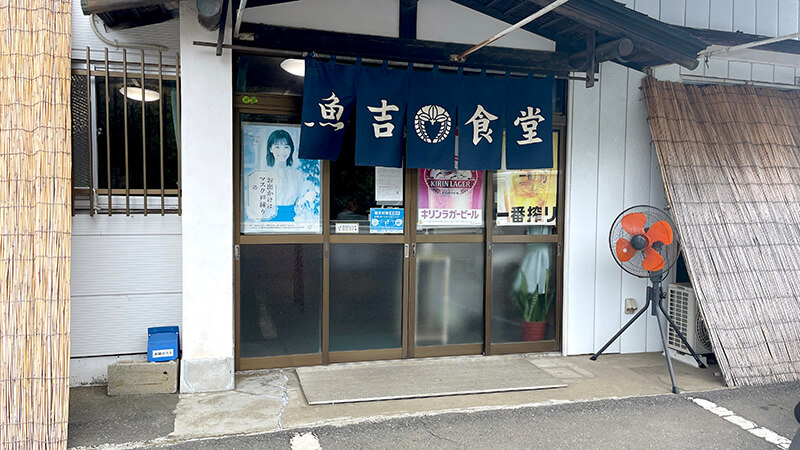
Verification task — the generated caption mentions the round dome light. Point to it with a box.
[280,58,305,77]
[119,86,161,102]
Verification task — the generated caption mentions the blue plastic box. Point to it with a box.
[147,326,179,362]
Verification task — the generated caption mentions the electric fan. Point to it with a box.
[590,205,706,394]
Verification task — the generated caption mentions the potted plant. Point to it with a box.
[513,269,555,341]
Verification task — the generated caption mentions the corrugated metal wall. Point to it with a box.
[71,215,182,357]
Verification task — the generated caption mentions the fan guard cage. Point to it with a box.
[608,205,680,278]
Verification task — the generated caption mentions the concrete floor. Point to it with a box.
[68,352,729,449]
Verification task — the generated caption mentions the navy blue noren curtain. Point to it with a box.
[457,74,504,170]
[299,57,359,161]
[405,69,458,170]
[354,64,407,168]
[504,76,554,169]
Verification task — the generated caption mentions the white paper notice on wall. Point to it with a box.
[375,167,403,204]
[335,223,359,234]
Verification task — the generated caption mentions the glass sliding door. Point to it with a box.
[409,169,486,358]
[486,129,565,354]
[234,99,326,370]
[326,125,408,363]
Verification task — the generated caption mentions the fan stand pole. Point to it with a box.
[652,276,680,394]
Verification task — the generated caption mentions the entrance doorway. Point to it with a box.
[233,62,565,370]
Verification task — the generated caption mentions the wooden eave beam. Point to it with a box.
[450,0,703,70]
[527,0,702,69]
[399,0,418,39]
[234,22,573,74]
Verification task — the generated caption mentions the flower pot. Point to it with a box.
[522,321,546,341]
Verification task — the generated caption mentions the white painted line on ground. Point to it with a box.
[688,396,792,449]
[290,432,321,450]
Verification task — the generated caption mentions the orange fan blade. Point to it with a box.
[646,220,674,245]
[615,238,636,262]
[621,212,646,236]
[642,247,665,272]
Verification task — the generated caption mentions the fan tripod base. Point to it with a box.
[589,276,706,394]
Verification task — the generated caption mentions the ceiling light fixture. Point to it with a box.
[280,58,305,77]
[119,86,161,102]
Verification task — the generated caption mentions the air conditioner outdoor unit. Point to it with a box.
[667,283,713,355]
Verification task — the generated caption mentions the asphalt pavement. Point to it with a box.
[135,382,800,450]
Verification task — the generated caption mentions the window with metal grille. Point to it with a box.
[71,48,181,216]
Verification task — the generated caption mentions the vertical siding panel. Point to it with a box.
[686,0,711,28]
[619,69,651,353]
[777,0,799,35]
[733,0,757,33]
[728,60,753,79]
[646,142,669,351]
[710,0,734,31]
[660,0,686,25]
[705,58,730,78]
[756,0,779,36]
[593,63,628,354]
[774,65,796,84]
[681,63,706,77]
[751,63,775,82]
[565,79,601,355]
[635,0,661,19]
[654,64,682,82]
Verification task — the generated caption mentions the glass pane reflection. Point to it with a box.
[239,244,322,358]
[415,243,484,346]
[330,244,404,351]
[491,243,557,344]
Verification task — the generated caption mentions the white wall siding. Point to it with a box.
[244,0,400,37]
[710,0,735,31]
[687,1,712,28]
[619,69,652,353]
[592,62,628,355]
[70,215,182,357]
[564,63,674,355]
[659,0,685,26]
[633,0,799,37]
[244,0,554,51]
[416,0,554,51]
[565,74,601,355]
[756,0,779,36]
[733,0,757,34]
[778,0,800,35]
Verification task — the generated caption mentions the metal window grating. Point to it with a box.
[71,47,181,216]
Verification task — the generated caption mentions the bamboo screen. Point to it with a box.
[1,0,72,447]
[643,78,800,387]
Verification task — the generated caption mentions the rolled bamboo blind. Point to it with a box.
[1,0,72,447]
[643,78,800,387]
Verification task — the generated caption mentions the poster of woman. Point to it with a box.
[241,123,321,234]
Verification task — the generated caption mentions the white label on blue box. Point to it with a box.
[370,208,404,233]
[152,349,174,358]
